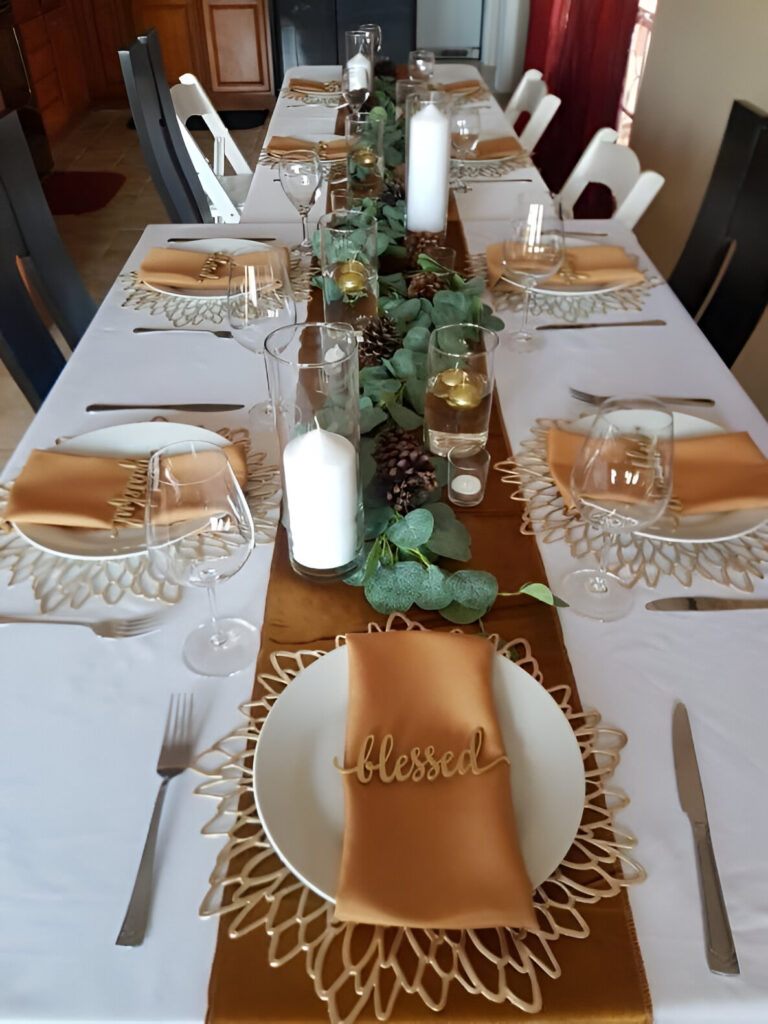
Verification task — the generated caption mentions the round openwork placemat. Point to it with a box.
[283,85,342,107]
[0,429,280,611]
[497,416,768,591]
[194,614,644,1024]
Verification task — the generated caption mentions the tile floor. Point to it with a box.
[0,107,268,470]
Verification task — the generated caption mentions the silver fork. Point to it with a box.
[569,387,715,408]
[116,693,194,946]
[0,612,166,638]
[132,327,233,338]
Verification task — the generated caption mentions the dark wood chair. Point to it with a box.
[0,111,96,409]
[668,100,768,367]
[119,30,212,224]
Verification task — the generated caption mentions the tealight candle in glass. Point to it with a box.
[345,111,384,203]
[318,207,379,326]
[264,322,363,581]
[447,447,491,507]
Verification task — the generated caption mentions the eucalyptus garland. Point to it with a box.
[311,78,563,621]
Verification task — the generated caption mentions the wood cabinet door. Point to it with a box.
[131,0,208,87]
[202,0,273,93]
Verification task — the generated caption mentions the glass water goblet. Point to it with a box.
[341,64,370,115]
[450,106,480,191]
[560,397,674,621]
[500,193,565,351]
[146,440,259,676]
[277,149,323,251]
[408,48,435,83]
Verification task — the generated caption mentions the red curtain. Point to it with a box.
[525,0,640,212]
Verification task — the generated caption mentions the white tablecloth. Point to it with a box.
[1,64,767,1024]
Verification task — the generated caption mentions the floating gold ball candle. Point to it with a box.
[352,146,378,169]
[334,260,367,293]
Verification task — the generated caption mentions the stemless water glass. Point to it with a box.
[319,207,379,325]
[146,440,259,676]
[501,193,565,351]
[560,397,674,621]
[450,106,481,191]
[345,111,384,203]
[424,323,499,457]
[341,64,370,114]
[277,149,323,251]
[409,48,435,82]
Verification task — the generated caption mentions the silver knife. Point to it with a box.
[132,328,233,338]
[537,319,667,330]
[672,702,740,975]
[86,403,244,412]
[647,597,768,611]
[165,237,276,243]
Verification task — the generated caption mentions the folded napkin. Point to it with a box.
[440,79,483,94]
[470,136,523,160]
[486,242,645,290]
[266,135,348,160]
[138,247,288,293]
[288,77,340,93]
[335,630,536,930]
[2,445,248,531]
[547,427,768,514]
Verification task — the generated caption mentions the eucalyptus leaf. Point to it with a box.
[403,325,430,352]
[389,348,427,379]
[386,508,434,550]
[364,561,424,613]
[343,543,372,586]
[359,405,388,433]
[363,378,402,403]
[404,376,426,413]
[389,402,424,430]
[431,289,470,327]
[414,564,453,610]
[360,449,377,487]
[359,365,391,384]
[439,601,485,624]
[518,581,568,607]
[424,503,472,561]
[447,570,498,611]
[364,505,393,540]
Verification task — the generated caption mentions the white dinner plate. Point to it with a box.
[12,422,229,560]
[141,238,271,298]
[253,646,585,902]
[529,238,641,297]
[567,409,768,543]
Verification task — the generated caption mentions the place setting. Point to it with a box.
[282,76,343,107]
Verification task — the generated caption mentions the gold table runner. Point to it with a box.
[205,189,652,1024]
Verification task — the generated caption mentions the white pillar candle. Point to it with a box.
[406,101,450,233]
[345,51,370,94]
[282,428,358,569]
[451,473,482,497]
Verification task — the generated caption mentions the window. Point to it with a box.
[617,0,657,145]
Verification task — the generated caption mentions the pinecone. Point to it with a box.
[407,271,448,299]
[405,230,443,266]
[358,315,401,368]
[374,427,438,514]
[380,176,405,207]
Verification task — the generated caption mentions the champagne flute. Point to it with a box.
[146,440,259,676]
[341,64,370,115]
[227,253,296,431]
[278,149,323,251]
[560,397,674,621]
[450,106,480,192]
[500,193,565,351]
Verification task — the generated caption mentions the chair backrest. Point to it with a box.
[669,100,768,367]
[118,32,211,223]
[171,73,251,175]
[558,127,665,228]
[0,111,96,409]
[175,119,243,222]
[504,69,561,152]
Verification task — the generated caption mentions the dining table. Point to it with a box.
[1,61,767,1024]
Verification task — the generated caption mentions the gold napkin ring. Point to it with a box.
[198,252,233,281]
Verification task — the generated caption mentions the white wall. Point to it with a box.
[482,0,529,93]
[630,0,768,415]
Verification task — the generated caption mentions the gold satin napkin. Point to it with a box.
[266,135,348,160]
[289,77,340,93]
[441,79,482,94]
[2,445,248,530]
[470,136,523,160]
[138,248,288,293]
[335,630,536,930]
[547,427,768,514]
[487,242,645,290]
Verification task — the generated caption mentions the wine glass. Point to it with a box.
[341,63,370,115]
[146,440,259,676]
[500,193,565,351]
[359,22,382,54]
[559,397,674,621]
[450,106,480,191]
[227,253,296,433]
[277,149,323,251]
[408,48,435,82]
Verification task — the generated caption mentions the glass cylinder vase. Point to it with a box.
[344,29,375,95]
[318,207,379,327]
[405,90,453,236]
[345,112,384,203]
[264,322,363,581]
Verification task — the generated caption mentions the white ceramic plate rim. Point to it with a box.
[253,646,585,903]
[12,422,228,560]
[140,238,271,298]
[567,409,768,543]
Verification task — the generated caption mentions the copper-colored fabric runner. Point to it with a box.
[206,192,652,1024]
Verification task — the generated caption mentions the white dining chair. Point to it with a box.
[557,127,665,228]
[175,121,251,223]
[503,68,561,152]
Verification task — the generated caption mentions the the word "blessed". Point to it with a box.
[333,727,510,784]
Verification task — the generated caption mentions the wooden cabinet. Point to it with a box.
[69,0,135,102]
